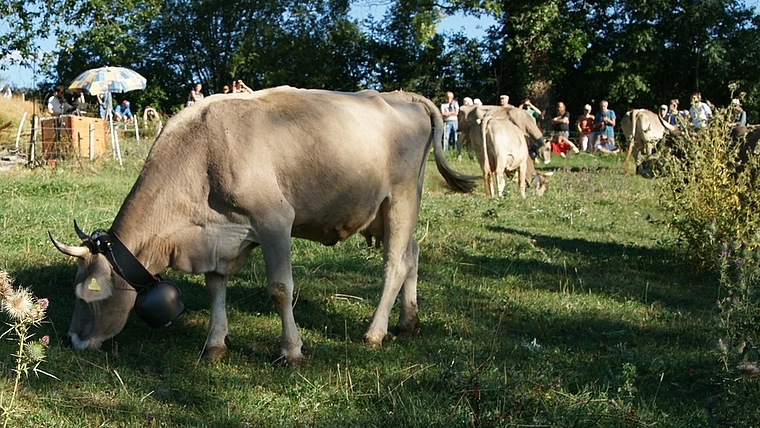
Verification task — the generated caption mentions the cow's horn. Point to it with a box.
[73,220,89,241]
[49,231,89,258]
[658,113,680,135]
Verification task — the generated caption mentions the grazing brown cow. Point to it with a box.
[50,87,476,365]
[458,105,548,196]
[621,108,680,173]
[479,111,531,198]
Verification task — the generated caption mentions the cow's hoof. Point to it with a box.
[391,321,420,338]
[273,352,305,367]
[362,333,386,349]
[202,346,227,362]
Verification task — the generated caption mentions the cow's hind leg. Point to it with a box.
[391,237,420,337]
[363,193,419,348]
[483,171,493,197]
[518,160,527,198]
[496,168,507,197]
[203,272,229,362]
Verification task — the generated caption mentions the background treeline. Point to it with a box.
[3,0,760,121]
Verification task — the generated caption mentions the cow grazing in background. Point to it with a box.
[49,87,477,366]
[458,105,548,196]
[622,108,680,173]
[479,110,531,198]
[733,126,760,161]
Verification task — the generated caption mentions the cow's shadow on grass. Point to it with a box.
[479,225,711,306]
[21,226,713,363]
[4,234,720,419]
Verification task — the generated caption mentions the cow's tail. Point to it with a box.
[413,94,476,193]
[479,113,494,177]
[624,110,638,173]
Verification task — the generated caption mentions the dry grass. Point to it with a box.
[0,96,37,147]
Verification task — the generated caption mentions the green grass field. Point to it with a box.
[0,138,724,426]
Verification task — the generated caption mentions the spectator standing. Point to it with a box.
[521,99,542,123]
[731,99,747,127]
[473,98,483,105]
[550,102,579,157]
[187,83,204,107]
[689,92,712,130]
[552,102,570,140]
[462,97,474,106]
[499,95,515,108]
[97,91,113,120]
[233,79,253,94]
[664,101,679,126]
[47,85,71,116]
[440,91,459,151]
[594,100,619,154]
[576,104,595,152]
[2,86,12,99]
[222,85,230,94]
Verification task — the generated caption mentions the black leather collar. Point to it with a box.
[90,229,161,291]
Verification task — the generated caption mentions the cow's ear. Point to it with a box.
[75,275,114,302]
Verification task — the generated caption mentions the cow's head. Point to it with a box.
[49,224,137,350]
[532,136,552,165]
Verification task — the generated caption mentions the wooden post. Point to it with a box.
[28,114,38,165]
[89,122,95,160]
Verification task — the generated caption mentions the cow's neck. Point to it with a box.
[110,165,204,274]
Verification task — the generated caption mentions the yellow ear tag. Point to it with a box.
[88,278,101,291]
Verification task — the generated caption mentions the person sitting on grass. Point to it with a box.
[551,134,580,158]
[142,105,159,122]
[113,100,133,123]
[593,100,618,154]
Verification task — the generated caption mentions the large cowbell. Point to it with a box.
[134,280,185,328]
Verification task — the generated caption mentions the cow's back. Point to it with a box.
[485,116,528,171]
[113,87,437,265]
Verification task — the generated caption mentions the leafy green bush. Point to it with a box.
[656,90,760,425]
[707,236,760,426]
[657,106,760,266]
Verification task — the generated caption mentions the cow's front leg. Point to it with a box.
[203,272,229,362]
[259,227,303,365]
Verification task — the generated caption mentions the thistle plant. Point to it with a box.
[707,231,760,425]
[0,270,55,428]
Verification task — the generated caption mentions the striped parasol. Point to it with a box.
[68,66,147,94]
